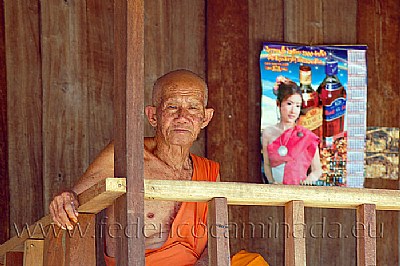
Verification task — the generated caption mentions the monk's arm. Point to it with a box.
[49,142,115,229]
[72,142,115,195]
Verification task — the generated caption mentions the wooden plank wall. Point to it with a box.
[207,0,400,265]
[0,0,9,245]
[358,1,400,265]
[3,0,114,241]
[5,0,43,236]
[1,0,399,265]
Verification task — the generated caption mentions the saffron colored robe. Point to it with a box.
[105,154,219,266]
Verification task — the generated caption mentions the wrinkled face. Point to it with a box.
[146,73,213,147]
[279,94,302,124]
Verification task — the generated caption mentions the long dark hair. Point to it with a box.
[273,77,302,106]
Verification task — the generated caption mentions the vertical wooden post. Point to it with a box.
[113,0,145,265]
[44,214,95,266]
[208,197,230,266]
[65,214,96,265]
[43,224,65,266]
[356,204,376,266]
[285,200,306,266]
[0,0,9,246]
[5,252,23,266]
[23,239,44,266]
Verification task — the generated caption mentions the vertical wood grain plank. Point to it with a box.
[206,0,250,255]
[41,0,88,213]
[285,201,306,266]
[65,214,96,266]
[357,0,400,128]
[322,0,357,44]
[5,0,43,236]
[86,2,114,264]
[248,0,284,185]
[114,0,145,264]
[23,239,44,266]
[358,2,400,265]
[87,0,114,160]
[208,197,230,266]
[356,204,376,266]
[144,0,206,156]
[0,0,9,244]
[248,1,285,265]
[43,224,65,266]
[284,0,323,44]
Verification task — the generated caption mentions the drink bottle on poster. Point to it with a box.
[298,65,323,139]
[318,57,347,147]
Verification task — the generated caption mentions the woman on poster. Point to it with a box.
[262,76,322,185]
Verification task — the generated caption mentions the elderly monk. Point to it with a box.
[49,69,268,266]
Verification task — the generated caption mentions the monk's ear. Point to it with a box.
[145,106,157,127]
[201,108,214,129]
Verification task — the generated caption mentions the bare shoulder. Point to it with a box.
[262,125,280,143]
[144,137,156,160]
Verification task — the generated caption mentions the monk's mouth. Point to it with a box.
[172,129,191,133]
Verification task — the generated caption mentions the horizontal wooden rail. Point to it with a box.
[2,177,399,263]
[144,179,400,210]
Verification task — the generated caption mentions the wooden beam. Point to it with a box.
[356,204,376,266]
[113,0,145,265]
[208,198,230,266]
[143,180,400,210]
[78,177,125,213]
[285,201,306,266]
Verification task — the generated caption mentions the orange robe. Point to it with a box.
[105,153,219,266]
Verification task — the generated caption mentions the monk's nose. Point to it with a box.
[176,107,190,118]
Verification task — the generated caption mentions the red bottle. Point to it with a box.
[318,59,346,146]
[298,65,323,139]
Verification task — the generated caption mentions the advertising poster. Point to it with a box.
[260,42,367,188]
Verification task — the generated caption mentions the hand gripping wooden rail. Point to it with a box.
[2,178,398,265]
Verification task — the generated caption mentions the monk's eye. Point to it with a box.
[167,105,177,109]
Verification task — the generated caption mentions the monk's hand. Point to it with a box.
[49,190,79,230]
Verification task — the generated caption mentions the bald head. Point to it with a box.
[152,69,208,107]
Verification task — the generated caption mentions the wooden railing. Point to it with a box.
[2,178,400,265]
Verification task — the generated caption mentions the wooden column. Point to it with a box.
[43,214,96,266]
[208,197,230,266]
[206,0,250,254]
[356,204,376,266]
[285,201,306,266]
[0,0,9,245]
[114,0,145,265]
